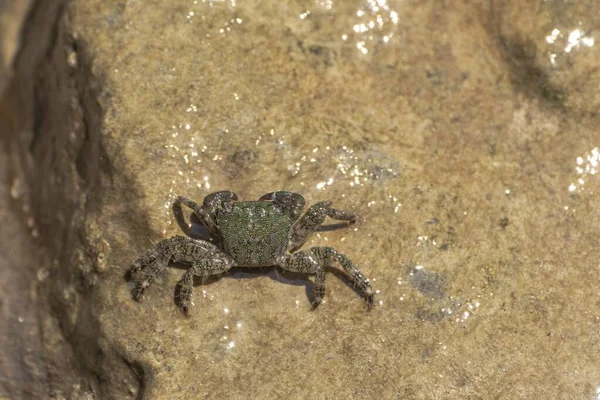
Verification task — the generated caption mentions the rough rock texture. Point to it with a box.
[0,1,32,95]
[2,0,600,398]
[0,1,138,398]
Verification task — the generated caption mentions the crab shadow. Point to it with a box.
[168,262,364,310]
[176,221,364,308]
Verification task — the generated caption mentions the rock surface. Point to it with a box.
[1,1,136,398]
[2,0,600,398]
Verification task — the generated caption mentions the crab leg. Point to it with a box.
[278,246,373,308]
[259,191,306,220]
[176,255,234,315]
[129,235,223,300]
[288,201,356,252]
[173,196,220,237]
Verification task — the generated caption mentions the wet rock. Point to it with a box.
[408,264,448,300]
[2,0,600,398]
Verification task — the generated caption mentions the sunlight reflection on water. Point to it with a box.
[545,26,595,65]
[568,147,598,195]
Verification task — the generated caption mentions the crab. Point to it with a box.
[128,191,374,314]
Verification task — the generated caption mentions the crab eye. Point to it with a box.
[258,192,275,201]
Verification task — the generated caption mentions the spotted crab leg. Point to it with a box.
[175,255,234,315]
[278,246,373,308]
[173,196,220,238]
[129,235,225,301]
[288,201,356,252]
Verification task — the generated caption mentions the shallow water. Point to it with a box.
[71,0,600,398]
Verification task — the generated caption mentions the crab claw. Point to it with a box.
[133,282,148,301]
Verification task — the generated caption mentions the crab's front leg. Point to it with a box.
[202,190,238,212]
[259,191,305,220]
[289,201,356,252]
[129,235,223,300]
[173,196,220,238]
[175,253,234,315]
[278,247,373,308]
